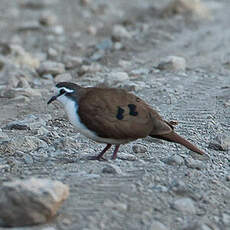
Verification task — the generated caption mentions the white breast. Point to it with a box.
[57,95,130,144]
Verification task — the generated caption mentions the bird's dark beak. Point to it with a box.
[47,94,59,104]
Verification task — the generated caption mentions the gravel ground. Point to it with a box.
[0,0,230,229]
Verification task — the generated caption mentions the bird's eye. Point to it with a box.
[60,89,65,95]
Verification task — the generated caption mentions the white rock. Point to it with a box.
[164,154,184,166]
[150,220,169,230]
[0,178,69,227]
[20,0,58,9]
[103,199,127,211]
[55,73,72,83]
[37,126,50,136]
[87,25,97,35]
[63,55,83,69]
[39,11,57,26]
[222,213,230,226]
[157,56,186,71]
[132,144,147,154]
[172,197,196,214]
[38,61,65,76]
[112,25,131,41]
[5,114,51,131]
[113,42,123,50]
[200,224,213,230]
[78,63,101,76]
[118,153,138,161]
[51,25,64,35]
[18,21,41,31]
[185,158,206,170]
[102,164,123,174]
[48,47,58,57]
[104,72,129,85]
[0,129,9,144]
[9,44,40,68]
[161,0,210,19]
[208,134,230,151]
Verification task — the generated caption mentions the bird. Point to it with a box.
[47,82,205,160]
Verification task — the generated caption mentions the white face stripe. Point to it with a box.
[57,87,74,93]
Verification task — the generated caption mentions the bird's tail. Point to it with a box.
[150,131,204,155]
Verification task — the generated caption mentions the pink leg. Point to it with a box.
[111,145,120,160]
[88,144,112,161]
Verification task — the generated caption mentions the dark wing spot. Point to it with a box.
[128,104,138,116]
[116,106,125,120]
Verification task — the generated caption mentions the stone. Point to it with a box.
[0,129,10,144]
[118,153,138,161]
[163,154,184,166]
[0,178,69,227]
[181,222,214,230]
[37,61,65,76]
[112,25,131,41]
[63,55,83,69]
[208,134,230,151]
[42,227,57,230]
[185,158,206,170]
[87,25,97,35]
[18,21,41,31]
[113,42,123,50]
[80,0,91,6]
[10,136,48,152]
[39,12,57,26]
[23,154,34,165]
[199,224,214,230]
[222,213,230,226]
[132,144,147,154]
[96,38,113,51]
[78,63,101,76]
[4,114,51,131]
[103,199,127,211]
[20,0,58,9]
[37,126,50,136]
[9,44,40,69]
[47,47,59,57]
[90,50,105,62]
[172,197,196,214]
[157,56,186,71]
[51,25,64,35]
[104,72,129,85]
[150,220,169,230]
[54,73,72,83]
[102,164,123,174]
[161,0,210,19]
[170,180,188,195]
[130,68,150,76]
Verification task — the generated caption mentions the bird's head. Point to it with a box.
[47,82,80,105]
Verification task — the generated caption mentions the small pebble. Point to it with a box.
[54,73,72,83]
[102,164,123,174]
[37,61,65,76]
[185,158,206,170]
[150,220,169,230]
[132,144,147,154]
[172,197,196,214]
[157,56,186,71]
[112,24,131,41]
[164,154,184,166]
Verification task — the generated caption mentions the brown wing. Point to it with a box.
[78,88,156,140]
